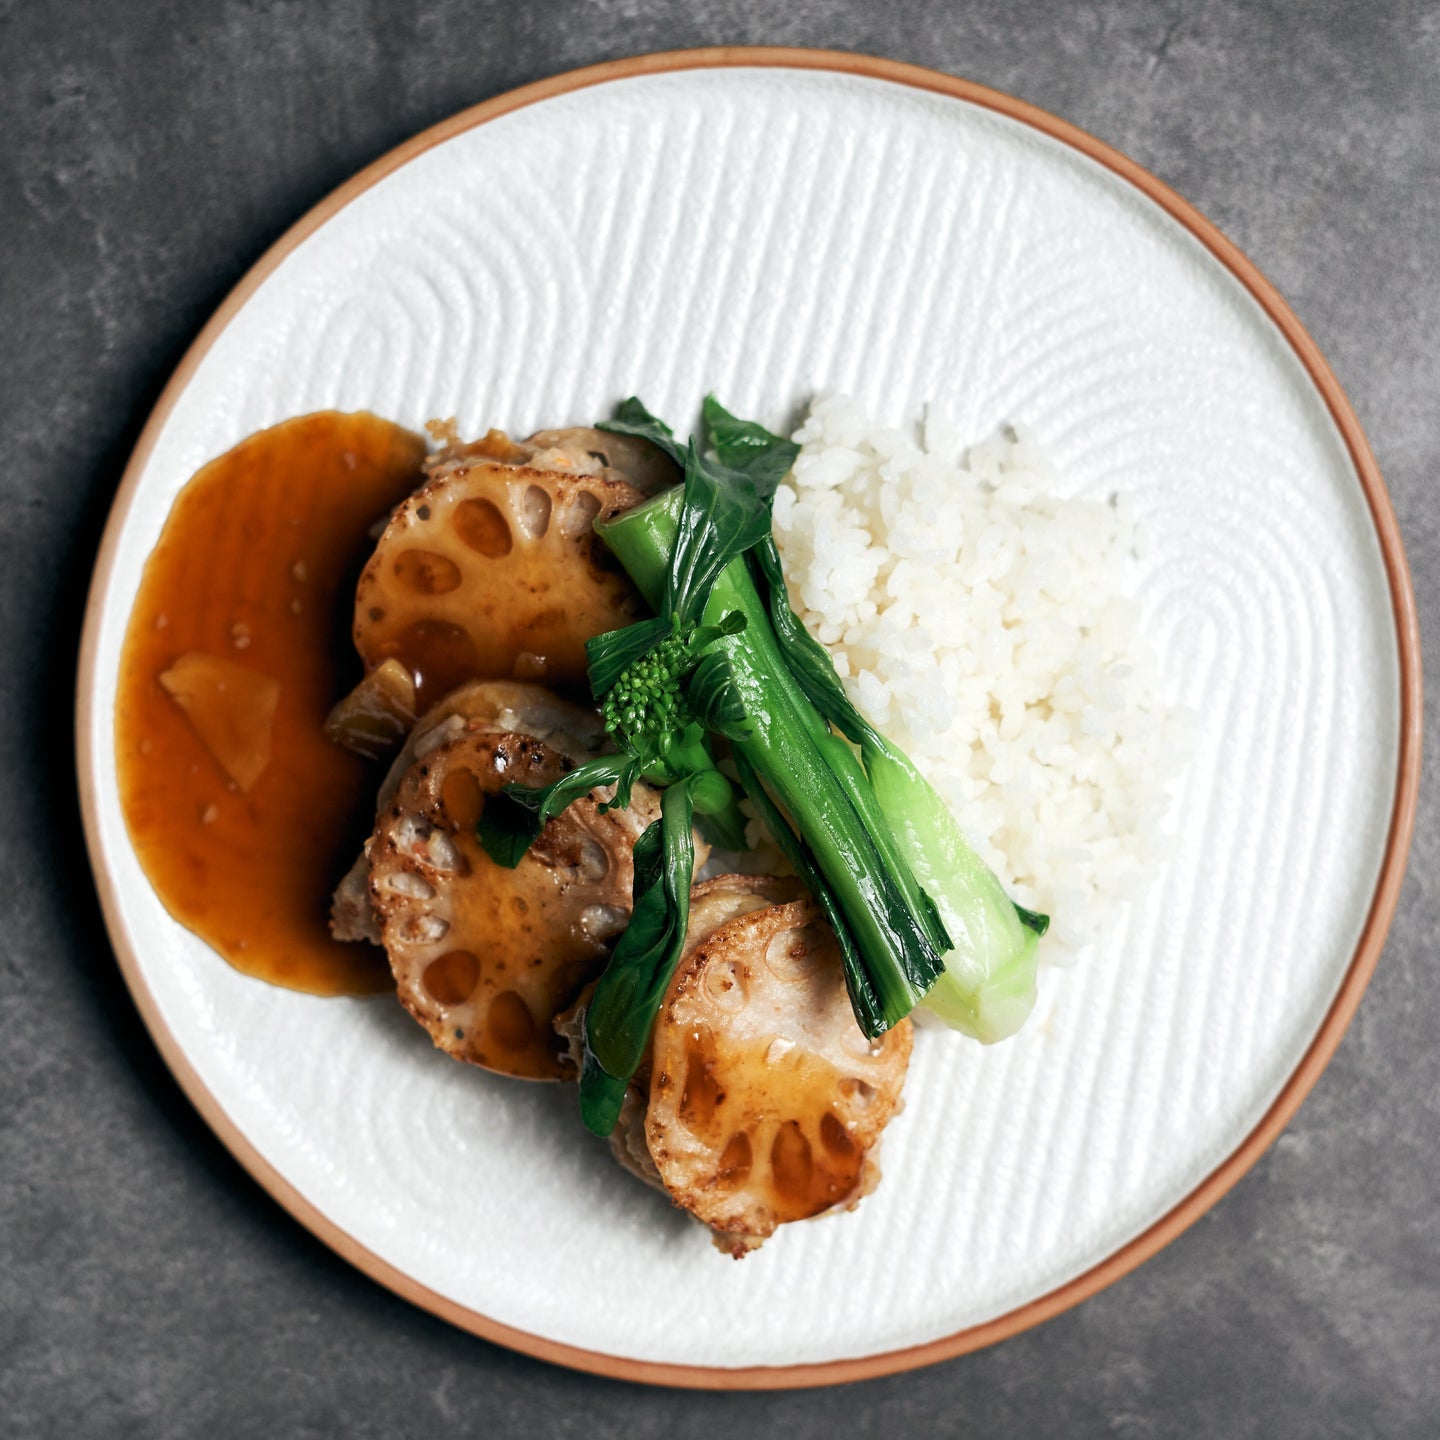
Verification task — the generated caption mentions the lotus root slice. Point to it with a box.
[644,876,912,1255]
[369,727,657,1080]
[354,449,666,710]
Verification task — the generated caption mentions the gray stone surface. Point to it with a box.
[2,0,1437,1434]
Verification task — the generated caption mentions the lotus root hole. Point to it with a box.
[393,813,433,855]
[440,767,483,830]
[819,1111,857,1158]
[423,949,480,1006]
[576,839,609,883]
[487,990,536,1050]
[381,870,435,901]
[764,924,825,982]
[579,903,627,941]
[453,497,513,557]
[424,828,462,872]
[838,1077,877,1108]
[701,958,747,1012]
[770,1121,815,1202]
[558,489,602,538]
[680,1049,722,1128]
[400,913,450,945]
[392,548,462,595]
[520,485,552,538]
[716,1131,753,1191]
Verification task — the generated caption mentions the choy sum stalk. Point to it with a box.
[598,485,951,1037]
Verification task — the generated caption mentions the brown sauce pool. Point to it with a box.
[115,412,427,995]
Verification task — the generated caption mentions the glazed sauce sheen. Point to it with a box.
[116,412,427,995]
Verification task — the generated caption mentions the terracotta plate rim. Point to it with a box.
[75,45,1423,1390]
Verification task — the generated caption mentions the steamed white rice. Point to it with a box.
[771,395,1192,961]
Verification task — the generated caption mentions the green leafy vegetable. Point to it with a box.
[584,615,671,701]
[476,753,635,867]
[700,395,799,493]
[632,401,1050,1045]
[741,479,1049,1044]
[665,440,775,628]
[599,476,950,1036]
[578,778,697,1133]
[686,650,751,741]
[598,397,686,468]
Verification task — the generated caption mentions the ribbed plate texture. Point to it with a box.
[86,68,1399,1367]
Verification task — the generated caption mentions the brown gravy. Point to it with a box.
[115,412,427,995]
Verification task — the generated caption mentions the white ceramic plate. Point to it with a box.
[78,52,1419,1387]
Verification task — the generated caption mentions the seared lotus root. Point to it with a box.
[635,876,913,1255]
[330,682,611,946]
[506,426,679,497]
[369,726,659,1080]
[373,680,608,813]
[353,430,675,712]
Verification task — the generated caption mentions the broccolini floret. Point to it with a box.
[602,628,695,746]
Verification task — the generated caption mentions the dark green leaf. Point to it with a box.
[530,754,634,830]
[666,440,776,627]
[577,1047,631,1136]
[601,399,779,629]
[598,397,687,468]
[472,789,540,869]
[1015,902,1051,936]
[595,752,649,815]
[685,651,752,741]
[749,539,953,962]
[749,536,880,748]
[580,780,698,1135]
[585,615,671,701]
[687,609,747,651]
[703,395,800,498]
[476,754,631,868]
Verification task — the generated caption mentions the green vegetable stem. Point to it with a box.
[598,475,951,1039]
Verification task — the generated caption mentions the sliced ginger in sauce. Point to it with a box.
[159,652,280,791]
[116,411,427,995]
